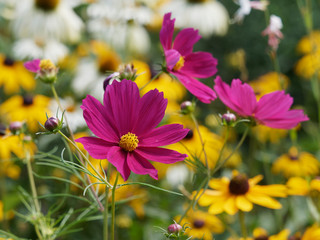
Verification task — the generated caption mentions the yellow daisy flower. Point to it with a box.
[295,31,320,80]
[198,171,287,215]
[228,228,290,240]
[176,209,224,240]
[272,147,319,178]
[0,94,51,132]
[168,115,241,170]
[252,125,288,143]
[249,72,289,100]
[300,224,320,240]
[133,60,187,102]
[91,40,121,74]
[0,55,35,95]
[286,177,320,196]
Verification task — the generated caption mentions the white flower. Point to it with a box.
[233,0,269,23]
[12,0,83,43]
[262,14,283,51]
[13,38,68,63]
[161,0,229,37]
[166,164,190,188]
[87,0,152,57]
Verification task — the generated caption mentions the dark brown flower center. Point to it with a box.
[193,220,205,229]
[23,95,34,106]
[187,0,208,3]
[0,124,6,136]
[229,174,250,195]
[184,129,194,140]
[288,237,301,240]
[35,0,60,11]
[255,236,269,240]
[289,155,299,161]
[3,57,15,66]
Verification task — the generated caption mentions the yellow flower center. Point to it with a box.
[173,56,185,71]
[119,132,139,152]
[40,59,56,71]
[35,0,61,11]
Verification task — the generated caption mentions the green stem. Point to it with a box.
[213,126,249,175]
[104,186,109,240]
[58,130,112,189]
[191,113,210,178]
[25,150,43,240]
[111,172,119,240]
[239,211,247,240]
[213,127,230,174]
[139,72,162,91]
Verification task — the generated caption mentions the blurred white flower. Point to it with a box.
[166,164,190,188]
[13,38,68,63]
[49,97,85,132]
[232,0,269,23]
[262,14,283,51]
[87,0,152,57]
[161,0,229,37]
[12,0,83,43]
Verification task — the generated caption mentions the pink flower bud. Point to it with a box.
[45,117,60,131]
[167,223,182,234]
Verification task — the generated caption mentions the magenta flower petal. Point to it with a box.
[255,91,293,119]
[81,95,119,142]
[175,72,217,103]
[139,124,189,147]
[78,80,188,181]
[127,153,158,180]
[214,76,257,116]
[160,12,218,104]
[107,146,131,181]
[182,52,218,78]
[259,110,309,129]
[24,59,41,73]
[173,28,201,56]
[103,80,140,135]
[133,89,168,136]
[214,77,309,129]
[135,147,187,164]
[160,12,175,51]
[75,137,116,159]
[164,49,181,70]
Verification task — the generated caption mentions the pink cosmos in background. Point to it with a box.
[76,80,188,181]
[24,59,41,73]
[160,12,217,104]
[214,77,309,129]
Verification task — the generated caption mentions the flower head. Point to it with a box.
[272,147,319,178]
[24,58,58,83]
[160,12,218,103]
[198,171,287,215]
[233,0,269,23]
[262,15,283,51]
[214,77,309,129]
[76,80,188,181]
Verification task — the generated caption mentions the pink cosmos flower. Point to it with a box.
[76,80,188,181]
[24,58,58,83]
[160,12,217,104]
[214,77,309,129]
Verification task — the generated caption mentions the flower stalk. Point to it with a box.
[111,172,119,240]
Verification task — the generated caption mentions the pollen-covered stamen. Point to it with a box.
[40,59,56,71]
[173,56,185,71]
[119,132,139,152]
[229,174,250,195]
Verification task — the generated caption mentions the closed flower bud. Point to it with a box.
[221,112,237,126]
[118,63,137,81]
[9,121,23,135]
[103,72,120,90]
[45,117,60,131]
[167,223,182,234]
[24,59,58,84]
[180,101,195,115]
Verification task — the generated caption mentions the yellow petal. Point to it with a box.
[246,192,282,209]
[224,196,238,215]
[236,195,253,212]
